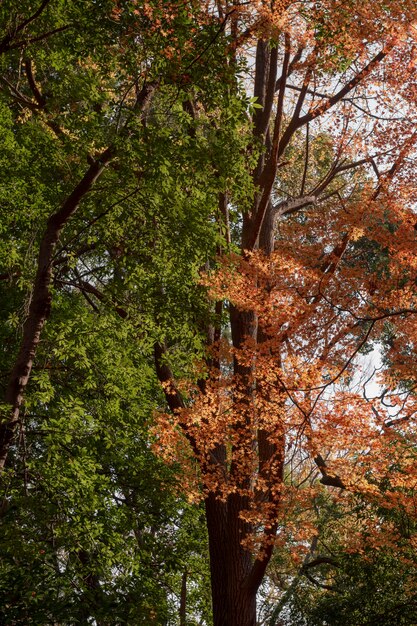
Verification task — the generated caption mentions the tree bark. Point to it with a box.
[206,493,258,626]
[179,570,187,626]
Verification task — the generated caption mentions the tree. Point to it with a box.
[0,1,238,622]
[2,1,417,625]
[152,2,417,624]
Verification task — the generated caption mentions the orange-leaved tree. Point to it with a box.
[153,1,417,624]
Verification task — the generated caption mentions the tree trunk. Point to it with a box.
[206,493,258,626]
[179,570,187,626]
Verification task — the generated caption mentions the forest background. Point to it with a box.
[2,0,417,624]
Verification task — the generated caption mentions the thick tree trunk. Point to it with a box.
[206,493,258,626]
[226,494,257,626]
[205,244,261,625]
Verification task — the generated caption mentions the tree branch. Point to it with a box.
[0,149,114,471]
[298,48,390,127]
[314,454,345,488]
[274,194,316,217]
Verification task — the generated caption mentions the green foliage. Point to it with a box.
[1,288,211,623]
[0,0,253,623]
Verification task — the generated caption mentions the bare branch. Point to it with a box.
[299,48,389,126]
[274,194,316,217]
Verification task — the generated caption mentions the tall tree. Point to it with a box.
[154,2,417,624]
[0,0,242,622]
